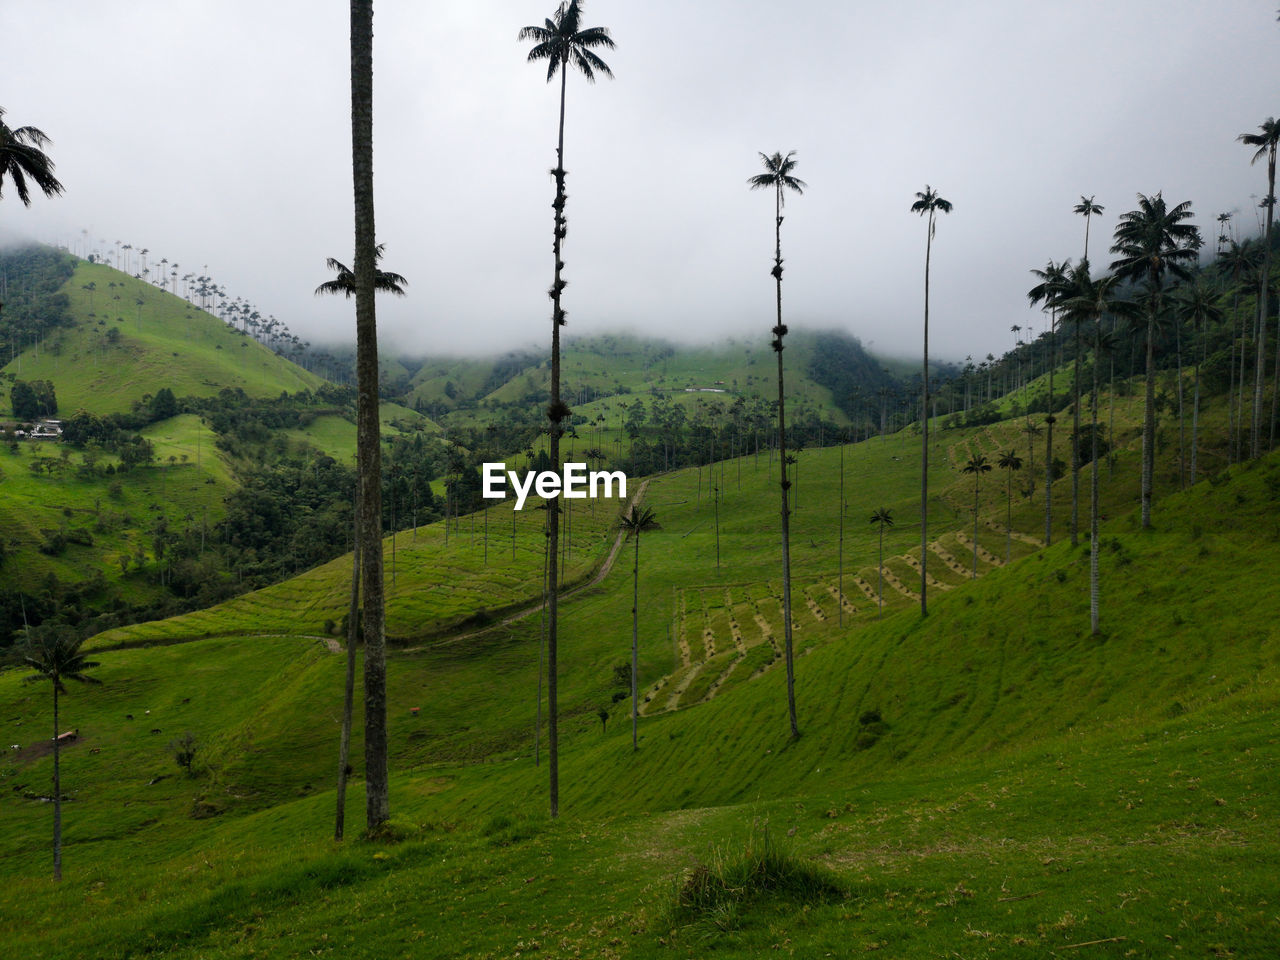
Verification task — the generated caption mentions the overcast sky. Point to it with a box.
[2,1,1276,364]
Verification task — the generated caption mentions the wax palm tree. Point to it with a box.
[911,186,952,616]
[350,0,389,830]
[748,149,806,738]
[314,243,408,298]
[520,0,614,815]
[961,454,992,578]
[1220,239,1263,461]
[23,628,101,881]
[1027,258,1072,544]
[1074,195,1104,261]
[1175,275,1223,484]
[1109,193,1199,529]
[1238,119,1278,453]
[618,505,659,751]
[997,449,1022,562]
[869,508,893,617]
[0,107,65,207]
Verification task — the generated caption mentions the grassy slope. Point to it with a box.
[1,260,324,417]
[0,414,234,599]
[4,370,1278,957]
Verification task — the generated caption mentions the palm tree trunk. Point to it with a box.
[631,532,639,751]
[920,218,932,616]
[838,441,844,628]
[335,509,361,841]
[1090,332,1101,635]
[1071,323,1081,546]
[53,681,61,882]
[971,475,979,579]
[877,526,884,618]
[546,62,570,817]
[1262,155,1277,455]
[350,0,388,831]
[1005,471,1012,563]
[774,182,798,739]
[1142,303,1156,529]
[1228,291,1239,463]
[1175,320,1185,489]
[1045,311,1055,545]
[1191,320,1202,485]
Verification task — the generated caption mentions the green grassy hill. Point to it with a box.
[403,329,898,433]
[4,358,1277,957]
[2,258,324,418]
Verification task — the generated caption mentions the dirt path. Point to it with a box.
[400,479,650,652]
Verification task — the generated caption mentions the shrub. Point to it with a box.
[170,731,198,776]
[667,821,845,930]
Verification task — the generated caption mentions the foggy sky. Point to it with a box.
[2,1,1276,365]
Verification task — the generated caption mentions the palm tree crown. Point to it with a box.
[0,106,65,206]
[1238,117,1280,172]
[911,186,953,230]
[748,151,807,203]
[23,631,101,693]
[315,243,408,298]
[519,1,615,83]
[1108,192,1199,286]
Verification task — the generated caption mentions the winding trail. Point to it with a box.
[400,479,650,652]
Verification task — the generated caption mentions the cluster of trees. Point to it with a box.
[8,378,57,418]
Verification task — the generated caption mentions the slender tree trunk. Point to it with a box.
[1045,311,1056,545]
[53,682,61,882]
[335,508,361,841]
[772,182,798,739]
[1228,291,1239,463]
[920,218,932,615]
[1259,155,1276,456]
[1005,470,1012,562]
[1191,320,1202,485]
[971,474,979,578]
[1090,329,1101,635]
[1071,323,1081,545]
[350,0,388,831]
[838,441,844,628]
[1175,320,1185,489]
[877,527,884,618]
[545,63,570,817]
[631,532,639,751]
[1141,298,1157,529]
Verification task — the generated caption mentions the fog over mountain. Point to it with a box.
[2,1,1274,362]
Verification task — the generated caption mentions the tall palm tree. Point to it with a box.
[997,449,1022,562]
[618,505,659,752]
[23,629,101,881]
[0,107,65,207]
[1074,195,1104,261]
[869,508,893,617]
[1175,275,1223,485]
[1238,119,1278,453]
[1110,193,1199,529]
[911,186,952,616]
[314,243,408,298]
[749,150,806,739]
[1027,258,1071,544]
[961,454,992,578]
[350,0,389,831]
[520,0,614,816]
[1220,239,1263,461]
[1059,265,1131,632]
